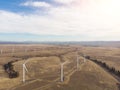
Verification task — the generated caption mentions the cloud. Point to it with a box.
[0,0,120,41]
[54,0,74,4]
[21,1,51,8]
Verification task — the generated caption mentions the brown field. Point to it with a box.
[0,44,120,90]
[80,46,120,71]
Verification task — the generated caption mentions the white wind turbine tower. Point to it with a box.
[24,45,29,53]
[25,48,28,53]
[34,48,36,52]
[1,49,3,54]
[34,48,37,53]
[76,52,79,70]
[22,60,29,83]
[12,47,15,55]
[60,61,68,82]
[84,54,86,63]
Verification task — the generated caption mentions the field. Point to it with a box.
[80,46,120,71]
[0,44,120,90]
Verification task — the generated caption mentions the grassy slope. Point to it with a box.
[81,46,120,71]
[49,60,118,90]
[0,45,119,90]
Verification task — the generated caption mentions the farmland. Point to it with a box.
[0,44,120,90]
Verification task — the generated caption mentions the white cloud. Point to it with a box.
[54,0,74,4]
[0,0,120,41]
[21,1,51,8]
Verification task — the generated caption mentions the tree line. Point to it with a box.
[85,56,120,78]
[3,60,19,78]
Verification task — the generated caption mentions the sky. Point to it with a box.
[0,0,120,41]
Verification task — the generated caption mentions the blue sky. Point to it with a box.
[0,0,120,41]
[0,0,48,14]
[0,33,88,41]
[0,0,27,12]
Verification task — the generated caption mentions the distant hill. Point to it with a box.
[0,41,120,47]
[68,41,120,47]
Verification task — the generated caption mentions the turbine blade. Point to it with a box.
[61,61,68,65]
[23,64,28,72]
[24,60,29,64]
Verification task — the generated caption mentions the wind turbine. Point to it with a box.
[1,49,2,54]
[25,48,27,53]
[76,50,80,70]
[34,48,36,52]
[34,48,37,53]
[84,54,86,63]
[22,60,29,83]
[60,61,68,82]
[12,47,14,55]
[76,53,79,70]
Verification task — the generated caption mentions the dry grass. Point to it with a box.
[79,46,120,71]
[49,60,118,90]
[0,45,75,90]
[0,44,119,90]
